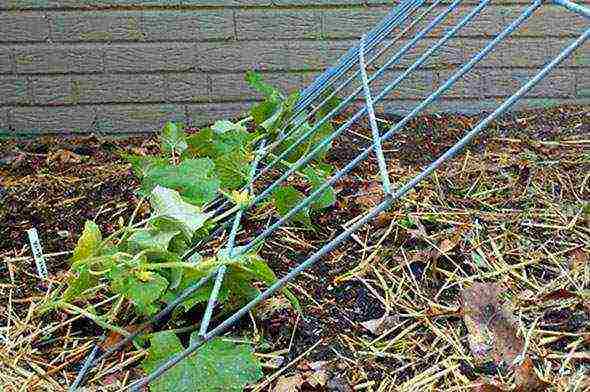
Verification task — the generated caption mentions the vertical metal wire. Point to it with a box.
[359,33,392,194]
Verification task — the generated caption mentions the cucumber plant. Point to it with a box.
[57,72,341,391]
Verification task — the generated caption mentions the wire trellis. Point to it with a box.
[70,0,590,390]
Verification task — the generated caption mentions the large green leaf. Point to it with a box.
[160,122,188,156]
[150,186,211,239]
[272,186,310,226]
[142,158,220,206]
[150,186,213,239]
[214,149,251,190]
[110,262,168,316]
[142,332,262,392]
[71,221,102,265]
[122,154,169,178]
[127,227,180,253]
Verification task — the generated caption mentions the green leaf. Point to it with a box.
[303,165,336,210]
[245,70,282,99]
[127,227,180,253]
[72,221,102,265]
[250,99,280,129]
[150,186,213,239]
[214,149,252,190]
[122,154,169,178]
[186,128,215,158]
[211,119,247,134]
[143,333,262,392]
[143,159,220,206]
[110,262,168,316]
[161,122,188,156]
[62,264,98,302]
[272,186,310,226]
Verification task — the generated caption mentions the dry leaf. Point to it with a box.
[274,374,304,392]
[514,357,549,392]
[356,181,384,207]
[47,149,82,164]
[305,361,330,387]
[99,324,147,351]
[461,282,523,367]
[360,314,400,335]
[472,378,506,392]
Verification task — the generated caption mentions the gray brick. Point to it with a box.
[12,105,96,135]
[236,9,322,40]
[14,44,104,73]
[0,11,50,42]
[210,71,306,101]
[50,11,145,42]
[104,42,197,72]
[141,10,234,42]
[0,49,14,74]
[576,68,590,98]
[0,76,32,104]
[95,103,186,134]
[30,72,209,104]
[483,68,575,98]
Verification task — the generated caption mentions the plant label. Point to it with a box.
[27,228,48,280]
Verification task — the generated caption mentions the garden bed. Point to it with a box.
[0,105,589,391]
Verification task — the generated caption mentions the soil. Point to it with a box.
[1,104,589,390]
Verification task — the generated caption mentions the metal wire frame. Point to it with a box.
[69,0,589,389]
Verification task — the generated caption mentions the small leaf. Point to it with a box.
[150,186,213,239]
[161,122,188,155]
[72,221,102,264]
[303,165,335,210]
[62,264,98,302]
[273,186,310,226]
[461,282,523,367]
[142,333,262,392]
[245,70,282,99]
[142,332,199,392]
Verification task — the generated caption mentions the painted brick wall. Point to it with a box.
[0,0,588,136]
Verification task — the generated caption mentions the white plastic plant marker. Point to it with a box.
[27,227,48,280]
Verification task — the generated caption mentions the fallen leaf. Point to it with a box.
[100,324,148,351]
[360,314,400,335]
[461,282,523,367]
[273,374,304,392]
[47,149,82,164]
[513,357,549,392]
[305,361,330,387]
[471,378,506,392]
[540,289,580,302]
[355,181,384,207]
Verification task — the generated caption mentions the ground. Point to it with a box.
[0,105,589,391]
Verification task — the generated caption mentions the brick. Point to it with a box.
[11,105,96,135]
[0,76,31,104]
[14,44,104,73]
[0,11,50,42]
[576,68,590,98]
[0,48,14,73]
[482,68,575,98]
[104,42,197,72]
[30,72,209,104]
[236,9,322,40]
[210,71,306,100]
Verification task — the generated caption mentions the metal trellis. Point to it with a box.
[70,0,590,390]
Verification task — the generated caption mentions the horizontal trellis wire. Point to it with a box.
[70,0,590,390]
